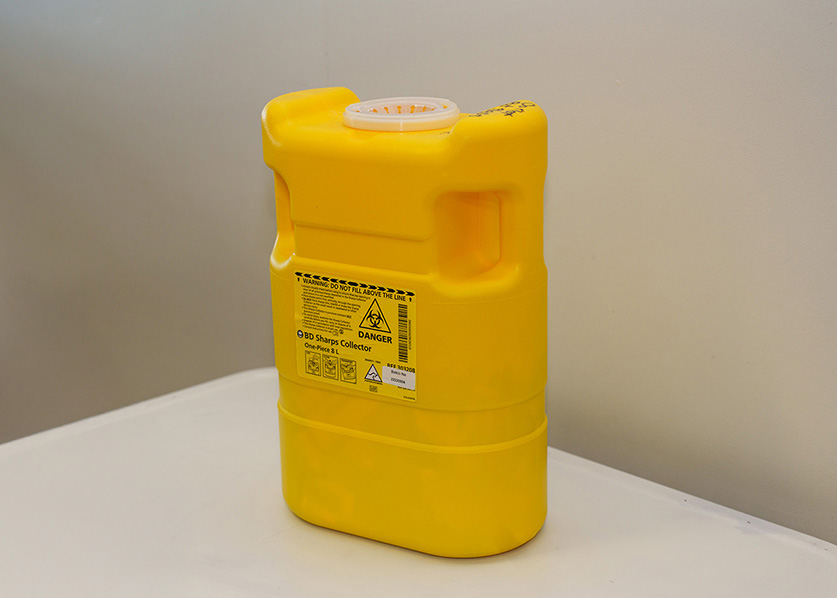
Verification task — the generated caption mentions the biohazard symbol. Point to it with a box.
[359,298,391,333]
[364,364,382,383]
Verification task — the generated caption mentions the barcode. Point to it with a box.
[398,303,408,363]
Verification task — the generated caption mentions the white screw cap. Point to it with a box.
[343,97,460,131]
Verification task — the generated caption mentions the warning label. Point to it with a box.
[293,272,416,401]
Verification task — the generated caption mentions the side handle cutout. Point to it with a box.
[273,173,295,261]
[435,191,501,279]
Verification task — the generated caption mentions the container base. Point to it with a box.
[278,402,547,558]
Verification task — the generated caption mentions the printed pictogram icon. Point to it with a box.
[305,351,321,376]
[364,364,382,383]
[359,298,391,334]
[323,355,338,379]
[340,359,357,383]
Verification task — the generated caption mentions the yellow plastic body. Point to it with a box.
[263,88,548,557]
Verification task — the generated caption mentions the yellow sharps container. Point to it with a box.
[262,88,548,557]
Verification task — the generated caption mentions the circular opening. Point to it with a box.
[344,97,460,131]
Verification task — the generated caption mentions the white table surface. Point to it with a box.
[1,369,834,597]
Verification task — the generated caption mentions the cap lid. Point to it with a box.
[343,97,460,131]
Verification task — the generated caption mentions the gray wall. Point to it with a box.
[2,1,835,543]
